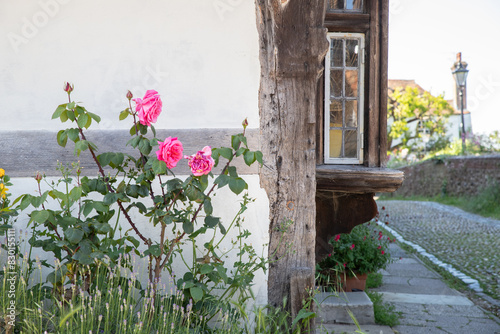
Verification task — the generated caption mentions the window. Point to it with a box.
[327,0,364,11]
[324,33,365,164]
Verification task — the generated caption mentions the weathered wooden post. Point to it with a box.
[254,0,329,326]
[255,0,403,330]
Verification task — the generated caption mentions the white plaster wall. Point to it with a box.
[0,0,260,131]
[3,174,270,306]
[0,0,269,307]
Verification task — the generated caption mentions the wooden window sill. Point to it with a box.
[316,164,404,193]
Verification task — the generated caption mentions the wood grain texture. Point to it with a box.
[1,129,259,177]
[255,0,328,325]
[316,164,404,193]
[379,0,389,167]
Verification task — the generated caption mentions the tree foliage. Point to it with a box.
[387,87,454,154]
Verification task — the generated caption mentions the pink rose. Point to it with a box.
[156,137,183,169]
[185,146,214,176]
[133,90,162,126]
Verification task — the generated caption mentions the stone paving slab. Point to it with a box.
[318,323,395,333]
[377,200,500,301]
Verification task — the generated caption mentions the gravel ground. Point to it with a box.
[376,200,500,304]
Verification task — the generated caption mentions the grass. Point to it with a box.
[0,254,317,334]
[380,183,500,220]
[365,291,400,327]
[366,272,383,289]
[364,272,401,327]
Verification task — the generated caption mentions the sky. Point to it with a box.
[388,0,500,134]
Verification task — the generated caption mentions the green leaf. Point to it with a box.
[74,140,89,155]
[185,185,203,203]
[215,265,228,283]
[138,137,152,155]
[199,174,209,191]
[87,112,101,123]
[217,147,233,160]
[190,286,203,302]
[110,153,124,167]
[235,147,246,157]
[204,216,219,228]
[203,199,213,215]
[228,166,238,177]
[31,210,49,224]
[214,174,230,188]
[98,152,113,167]
[57,130,68,147]
[183,221,194,234]
[19,195,32,210]
[119,109,129,121]
[82,202,93,217]
[200,264,214,275]
[229,177,247,195]
[126,236,140,248]
[67,110,76,122]
[67,128,80,142]
[64,228,84,244]
[139,124,148,135]
[129,124,137,136]
[152,159,167,175]
[77,113,89,129]
[292,309,316,327]
[218,222,227,235]
[69,186,82,202]
[243,150,256,166]
[148,245,162,257]
[255,151,263,165]
[103,193,118,205]
[67,101,76,110]
[52,104,67,119]
[231,135,241,151]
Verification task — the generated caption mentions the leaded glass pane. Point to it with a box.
[331,39,343,67]
[330,69,343,98]
[329,130,342,158]
[327,0,343,10]
[345,39,359,67]
[330,100,343,126]
[345,100,357,127]
[345,70,358,97]
[344,130,358,158]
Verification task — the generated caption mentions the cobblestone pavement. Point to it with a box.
[376,200,500,313]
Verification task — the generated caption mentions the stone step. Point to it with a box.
[317,291,375,325]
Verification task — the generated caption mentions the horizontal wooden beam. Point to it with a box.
[316,164,404,193]
[1,129,260,177]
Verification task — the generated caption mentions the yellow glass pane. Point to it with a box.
[329,129,342,158]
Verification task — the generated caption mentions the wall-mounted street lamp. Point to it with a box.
[452,58,469,154]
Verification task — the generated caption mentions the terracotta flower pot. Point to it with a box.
[342,273,368,292]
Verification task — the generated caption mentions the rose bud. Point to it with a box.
[242,118,248,129]
[64,82,74,93]
[126,90,133,100]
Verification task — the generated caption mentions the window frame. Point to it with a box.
[324,32,365,165]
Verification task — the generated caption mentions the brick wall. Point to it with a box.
[392,155,500,197]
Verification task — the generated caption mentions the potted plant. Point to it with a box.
[316,221,393,291]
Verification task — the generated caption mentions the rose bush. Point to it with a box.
[13,83,268,327]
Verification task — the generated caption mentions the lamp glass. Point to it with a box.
[453,67,469,87]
